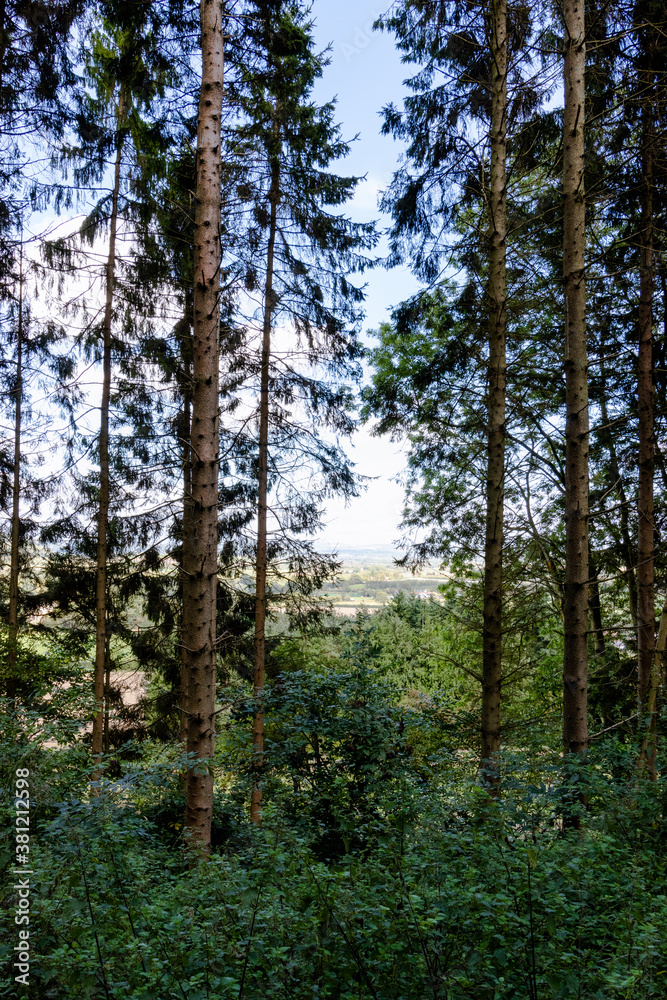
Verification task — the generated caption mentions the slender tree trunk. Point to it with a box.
[7,238,23,700]
[637,101,655,715]
[481,0,507,792]
[183,0,224,852]
[180,387,192,747]
[639,591,666,777]
[562,0,589,762]
[103,636,111,753]
[251,138,280,825]
[179,303,194,749]
[660,596,667,690]
[92,92,125,784]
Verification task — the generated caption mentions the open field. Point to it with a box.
[316,548,449,611]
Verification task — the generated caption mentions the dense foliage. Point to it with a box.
[1,632,666,997]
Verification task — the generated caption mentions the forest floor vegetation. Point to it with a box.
[1,611,666,999]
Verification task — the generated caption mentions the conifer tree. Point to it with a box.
[41,0,188,776]
[375,0,538,783]
[561,0,589,764]
[613,0,667,760]
[0,233,76,698]
[633,0,663,721]
[126,127,257,747]
[227,0,375,821]
[483,0,507,788]
[182,0,225,851]
[5,235,24,700]
[0,0,82,280]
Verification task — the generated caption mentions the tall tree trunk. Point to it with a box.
[562,0,589,762]
[637,84,655,716]
[179,302,194,749]
[481,0,507,792]
[103,636,111,753]
[183,0,224,852]
[639,592,666,777]
[7,237,23,700]
[180,386,192,747]
[92,92,125,784]
[251,131,280,825]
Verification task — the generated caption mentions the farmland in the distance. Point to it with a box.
[316,547,449,611]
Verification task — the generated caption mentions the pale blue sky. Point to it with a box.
[309,0,420,553]
[311,0,419,327]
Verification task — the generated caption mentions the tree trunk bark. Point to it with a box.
[481,0,507,793]
[562,0,589,762]
[92,91,125,786]
[103,636,111,753]
[639,592,666,777]
[180,386,192,748]
[183,0,224,853]
[637,98,655,716]
[251,131,280,825]
[7,237,23,700]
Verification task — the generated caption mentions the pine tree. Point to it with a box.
[40,0,189,777]
[633,0,662,722]
[0,1,82,279]
[227,0,375,821]
[621,0,667,764]
[182,0,225,852]
[561,0,589,764]
[0,231,76,698]
[482,0,508,789]
[5,234,24,699]
[375,0,540,783]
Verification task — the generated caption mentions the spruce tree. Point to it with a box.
[375,0,539,783]
[483,0,507,788]
[5,235,24,699]
[561,0,589,764]
[40,0,190,777]
[225,0,375,821]
[182,0,225,851]
[632,0,665,728]
[0,0,82,280]
[0,231,76,698]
